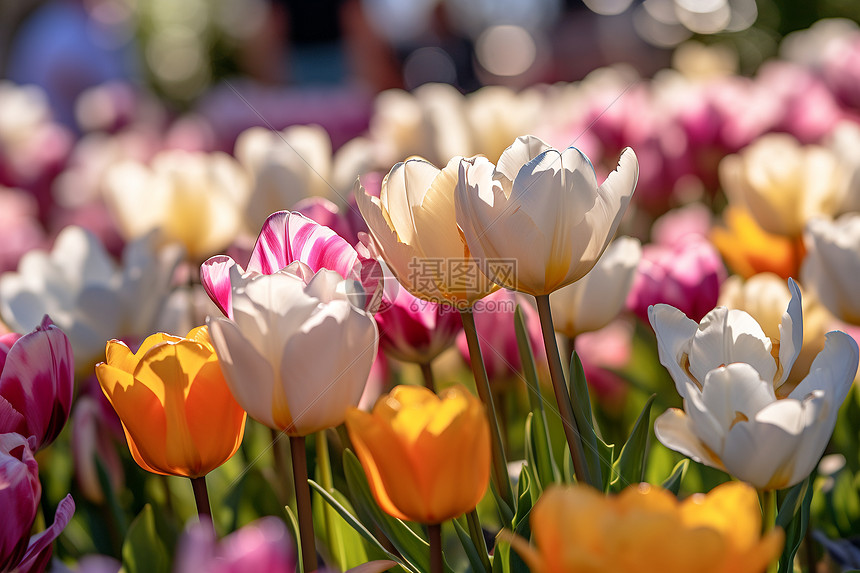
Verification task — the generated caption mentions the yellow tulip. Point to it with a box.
[345,385,490,524]
[711,206,803,280]
[95,326,247,478]
[508,482,784,573]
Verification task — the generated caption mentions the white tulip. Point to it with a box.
[103,149,249,261]
[550,236,641,337]
[651,279,859,490]
[802,214,860,325]
[456,135,637,296]
[0,226,181,371]
[207,268,378,436]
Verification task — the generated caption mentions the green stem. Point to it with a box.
[290,436,318,572]
[190,476,214,536]
[271,428,291,506]
[428,523,443,573]
[315,431,339,565]
[466,509,492,573]
[534,294,589,484]
[459,309,515,512]
[762,489,778,573]
[420,361,437,393]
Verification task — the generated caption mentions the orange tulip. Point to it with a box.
[508,481,784,573]
[345,384,490,524]
[95,326,246,478]
[711,206,803,279]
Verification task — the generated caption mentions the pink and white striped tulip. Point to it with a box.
[0,316,73,450]
[201,211,372,318]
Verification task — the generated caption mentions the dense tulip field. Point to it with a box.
[5,9,860,573]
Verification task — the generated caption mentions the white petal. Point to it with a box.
[654,408,724,470]
[789,330,859,405]
[688,307,777,383]
[777,278,804,386]
[648,304,698,398]
[495,134,552,186]
[207,316,278,429]
[380,158,438,246]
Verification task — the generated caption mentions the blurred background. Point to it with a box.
[2,0,859,138]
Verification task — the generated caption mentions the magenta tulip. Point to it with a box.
[0,315,74,450]
[0,432,40,571]
[375,286,462,365]
[457,289,545,382]
[175,516,296,573]
[627,237,726,323]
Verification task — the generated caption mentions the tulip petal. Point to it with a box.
[380,159,439,248]
[280,302,377,435]
[776,278,804,386]
[648,304,698,397]
[495,135,552,186]
[790,330,859,405]
[15,494,75,573]
[345,409,418,522]
[247,211,359,280]
[688,307,776,384]
[0,395,23,434]
[654,408,724,471]
[207,317,280,430]
[200,255,239,318]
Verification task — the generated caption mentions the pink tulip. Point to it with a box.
[0,432,40,571]
[201,211,374,318]
[70,389,124,504]
[0,187,46,274]
[0,315,74,450]
[175,516,297,573]
[375,286,462,365]
[13,494,75,573]
[627,237,726,323]
[457,289,545,382]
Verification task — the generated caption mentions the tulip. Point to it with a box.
[207,269,378,436]
[718,133,846,237]
[650,278,859,490]
[375,285,462,366]
[201,210,372,319]
[0,186,46,274]
[711,206,803,280]
[208,268,377,570]
[0,432,40,571]
[345,384,490,524]
[627,235,726,323]
[802,214,860,326]
[103,149,249,261]
[550,236,641,337]
[719,273,830,390]
[0,226,181,372]
[175,516,297,573]
[507,481,784,573]
[465,85,542,163]
[455,135,638,296]
[0,316,73,450]
[356,156,497,306]
[95,326,247,478]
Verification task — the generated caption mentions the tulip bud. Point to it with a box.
[0,315,74,450]
[346,384,490,524]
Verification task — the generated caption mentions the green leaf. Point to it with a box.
[120,505,169,573]
[516,306,561,489]
[312,474,372,570]
[453,517,487,573]
[661,460,689,496]
[309,480,415,573]
[569,352,607,488]
[344,450,452,573]
[777,476,814,573]
[509,466,534,573]
[610,395,655,493]
[284,505,303,573]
